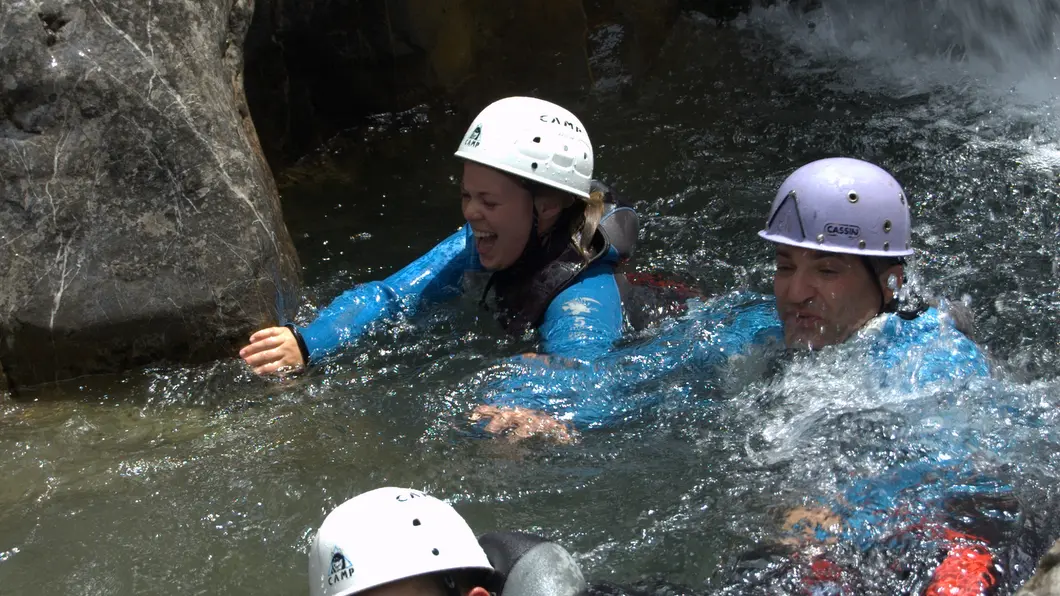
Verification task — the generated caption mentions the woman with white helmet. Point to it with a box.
[240,97,644,435]
[309,487,586,596]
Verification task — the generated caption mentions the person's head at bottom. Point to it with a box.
[309,487,494,596]
[759,157,912,349]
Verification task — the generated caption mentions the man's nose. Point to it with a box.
[782,269,816,305]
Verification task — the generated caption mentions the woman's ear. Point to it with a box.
[533,191,575,235]
[533,191,573,220]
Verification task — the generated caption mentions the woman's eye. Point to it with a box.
[483,201,498,208]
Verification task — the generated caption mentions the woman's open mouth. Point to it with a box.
[473,229,497,255]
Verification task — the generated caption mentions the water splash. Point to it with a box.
[744,0,1060,96]
[740,0,1060,161]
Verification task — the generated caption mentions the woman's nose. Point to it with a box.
[462,197,481,221]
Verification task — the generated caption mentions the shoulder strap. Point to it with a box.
[591,180,638,262]
[490,243,591,334]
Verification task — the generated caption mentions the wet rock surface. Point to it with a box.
[0,0,763,392]
[1018,539,1060,596]
[0,0,301,390]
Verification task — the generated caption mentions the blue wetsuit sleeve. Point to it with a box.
[537,261,625,359]
[475,263,625,427]
[825,459,1010,551]
[479,292,782,428]
[475,262,625,428]
[909,331,990,387]
[875,307,991,390]
[298,225,472,362]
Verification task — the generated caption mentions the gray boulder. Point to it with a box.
[0,0,300,390]
[1018,538,1060,596]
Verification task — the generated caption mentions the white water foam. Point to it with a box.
[738,0,1060,165]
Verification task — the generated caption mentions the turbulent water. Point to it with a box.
[2,1,1059,594]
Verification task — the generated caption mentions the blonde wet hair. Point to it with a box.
[570,187,606,260]
[522,180,606,261]
[532,185,606,260]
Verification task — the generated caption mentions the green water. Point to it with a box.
[2,10,1059,596]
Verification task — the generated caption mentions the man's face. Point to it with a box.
[773,246,887,349]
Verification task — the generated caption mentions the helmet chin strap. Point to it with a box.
[521,200,542,261]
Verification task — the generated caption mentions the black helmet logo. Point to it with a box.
[331,552,348,573]
[329,546,354,582]
[464,125,482,148]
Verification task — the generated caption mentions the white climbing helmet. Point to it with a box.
[309,487,494,596]
[454,96,594,199]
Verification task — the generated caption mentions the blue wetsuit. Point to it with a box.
[295,221,628,364]
[478,293,990,428]
[687,301,1001,592]
[800,310,1000,556]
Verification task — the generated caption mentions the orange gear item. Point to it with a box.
[923,529,997,596]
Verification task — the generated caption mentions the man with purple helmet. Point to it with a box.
[760,157,912,349]
[476,157,988,428]
[755,157,988,385]
[736,158,1005,595]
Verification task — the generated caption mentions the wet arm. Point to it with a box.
[298,225,472,363]
[480,292,782,428]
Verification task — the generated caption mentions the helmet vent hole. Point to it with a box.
[883,242,890,251]
[816,234,825,244]
[883,220,892,233]
[533,136,541,143]
[432,548,440,556]
[847,191,859,203]
[531,162,538,170]
[412,519,421,526]
[583,152,587,159]
[858,239,866,249]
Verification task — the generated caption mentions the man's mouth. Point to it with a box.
[788,311,824,328]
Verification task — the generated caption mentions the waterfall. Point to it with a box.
[743,0,1060,104]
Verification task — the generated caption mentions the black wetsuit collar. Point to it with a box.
[479,205,575,309]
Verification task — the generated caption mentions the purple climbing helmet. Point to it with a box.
[758,157,913,257]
